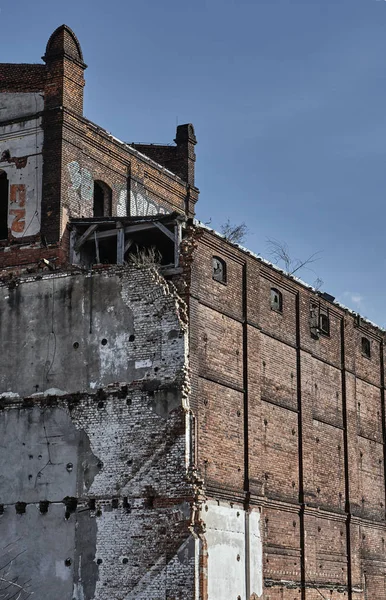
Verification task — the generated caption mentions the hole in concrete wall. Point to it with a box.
[73,341,79,349]
[101,338,108,346]
[98,401,104,409]
[0,170,9,240]
[93,181,112,217]
[122,557,129,564]
[97,558,103,565]
[65,558,72,567]
[145,495,155,509]
[40,501,49,514]
[64,497,78,519]
[129,334,135,342]
[15,502,27,514]
[126,398,132,406]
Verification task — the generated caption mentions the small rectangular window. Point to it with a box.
[319,310,330,336]
[270,288,282,312]
[361,337,371,358]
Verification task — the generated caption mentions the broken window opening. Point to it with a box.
[319,310,330,336]
[361,336,371,359]
[93,181,112,217]
[212,256,227,283]
[0,170,9,239]
[270,288,282,312]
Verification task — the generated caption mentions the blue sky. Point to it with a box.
[2,0,386,326]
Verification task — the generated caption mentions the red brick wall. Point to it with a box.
[189,226,385,599]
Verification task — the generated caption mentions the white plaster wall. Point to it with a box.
[0,92,44,237]
[202,501,263,600]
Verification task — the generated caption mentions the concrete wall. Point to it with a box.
[0,93,44,238]
[0,267,186,397]
[201,501,263,600]
[0,265,195,600]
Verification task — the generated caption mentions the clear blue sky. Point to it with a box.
[2,0,386,326]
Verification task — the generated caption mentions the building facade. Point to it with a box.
[0,25,385,600]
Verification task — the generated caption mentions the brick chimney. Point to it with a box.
[174,124,197,187]
[42,24,87,114]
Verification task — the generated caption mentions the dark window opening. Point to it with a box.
[270,288,282,312]
[93,181,112,217]
[212,256,227,283]
[361,337,371,358]
[319,311,330,336]
[0,171,9,239]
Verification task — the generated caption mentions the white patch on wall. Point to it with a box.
[0,93,44,238]
[202,501,263,599]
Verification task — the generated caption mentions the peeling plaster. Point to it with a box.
[0,93,43,237]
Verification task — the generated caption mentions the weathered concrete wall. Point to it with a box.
[0,93,44,238]
[200,501,263,600]
[0,265,195,600]
[0,267,186,397]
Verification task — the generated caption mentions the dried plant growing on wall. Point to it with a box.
[220,219,248,244]
[127,245,162,269]
[266,238,322,278]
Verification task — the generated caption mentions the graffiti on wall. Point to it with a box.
[130,180,169,217]
[9,184,26,233]
[66,162,169,218]
[114,184,127,217]
[67,162,93,212]
[0,92,44,238]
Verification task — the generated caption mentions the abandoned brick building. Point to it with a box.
[1,24,386,600]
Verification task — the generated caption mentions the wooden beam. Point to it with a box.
[154,221,175,242]
[94,222,154,241]
[74,224,98,252]
[70,229,81,265]
[117,225,125,265]
[94,230,100,264]
[174,222,182,267]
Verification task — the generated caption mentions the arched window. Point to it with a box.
[270,288,282,312]
[0,170,9,239]
[93,181,112,217]
[212,256,227,283]
[361,337,371,358]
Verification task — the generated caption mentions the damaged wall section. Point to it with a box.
[0,265,195,600]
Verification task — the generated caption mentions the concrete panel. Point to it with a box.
[0,269,186,397]
[0,503,76,600]
[0,405,100,504]
[202,501,263,600]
